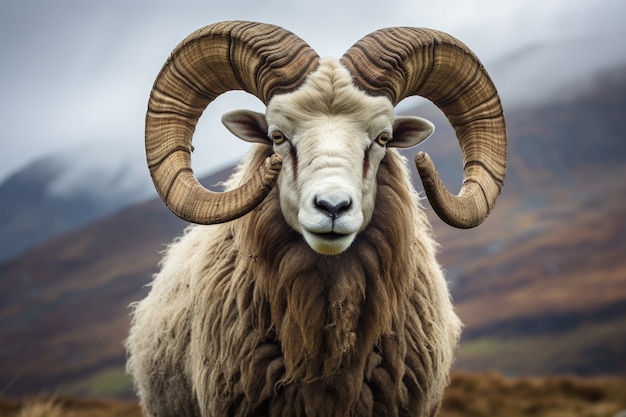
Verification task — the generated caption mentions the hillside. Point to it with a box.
[0,171,229,398]
[0,149,153,263]
[415,67,626,376]
[424,67,626,376]
[0,198,184,398]
[0,66,625,399]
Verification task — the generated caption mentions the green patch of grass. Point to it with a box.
[60,367,133,398]
[456,314,626,376]
[458,338,502,358]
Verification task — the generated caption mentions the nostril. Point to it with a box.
[315,197,352,219]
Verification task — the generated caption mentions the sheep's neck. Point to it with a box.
[249,237,404,387]
[283,262,363,381]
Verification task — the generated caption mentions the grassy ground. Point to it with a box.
[457,312,626,376]
[2,373,625,417]
[439,372,626,417]
[0,396,140,417]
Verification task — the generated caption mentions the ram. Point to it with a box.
[126,21,507,417]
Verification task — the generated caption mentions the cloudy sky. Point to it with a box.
[1,0,625,187]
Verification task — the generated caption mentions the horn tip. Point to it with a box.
[259,154,283,189]
[268,153,283,169]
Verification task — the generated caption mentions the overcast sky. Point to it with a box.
[1,0,625,186]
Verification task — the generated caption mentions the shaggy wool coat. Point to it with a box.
[126,145,462,417]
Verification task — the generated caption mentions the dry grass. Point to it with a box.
[15,399,63,417]
[440,372,626,417]
[0,396,141,417]
[2,373,625,417]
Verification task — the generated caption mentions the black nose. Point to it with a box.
[315,197,352,219]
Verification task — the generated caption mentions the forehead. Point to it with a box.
[266,58,394,130]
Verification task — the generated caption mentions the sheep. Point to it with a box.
[126,21,507,417]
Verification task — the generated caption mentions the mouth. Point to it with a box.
[312,232,345,241]
[303,230,356,255]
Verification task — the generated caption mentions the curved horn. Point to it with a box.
[341,27,507,228]
[146,21,319,224]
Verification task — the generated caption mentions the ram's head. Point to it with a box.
[146,21,507,255]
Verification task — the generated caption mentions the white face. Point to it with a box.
[222,58,434,255]
[266,109,392,255]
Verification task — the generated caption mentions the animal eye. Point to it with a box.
[270,130,286,145]
[376,131,391,146]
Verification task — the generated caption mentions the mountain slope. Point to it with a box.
[0,148,154,263]
[0,63,625,399]
[0,198,183,398]
[0,146,237,264]
[0,170,231,398]
[417,65,626,376]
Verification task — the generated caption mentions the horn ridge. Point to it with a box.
[463,160,504,187]
[147,146,191,171]
[340,43,403,101]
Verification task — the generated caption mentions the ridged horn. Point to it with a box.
[146,21,319,224]
[341,27,507,228]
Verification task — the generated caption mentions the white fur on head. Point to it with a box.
[222,58,434,255]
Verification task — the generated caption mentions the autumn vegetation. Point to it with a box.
[2,372,625,417]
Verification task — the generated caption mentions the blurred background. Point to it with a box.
[1,0,625,400]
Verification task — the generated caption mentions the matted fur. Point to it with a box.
[126,144,462,416]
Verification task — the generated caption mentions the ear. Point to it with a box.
[221,110,270,144]
[389,116,434,149]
